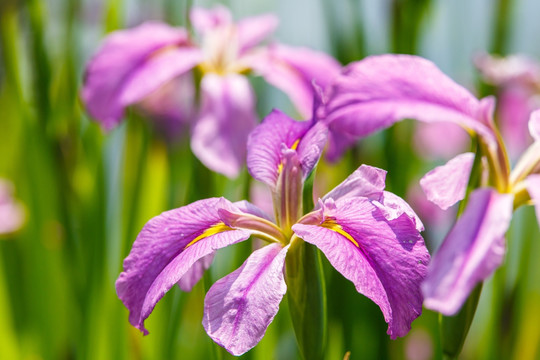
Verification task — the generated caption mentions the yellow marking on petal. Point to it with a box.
[277,139,301,175]
[320,219,360,248]
[184,222,233,249]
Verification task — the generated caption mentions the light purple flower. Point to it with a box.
[475,53,540,158]
[0,180,24,235]
[117,110,429,355]
[82,6,341,178]
[324,54,540,315]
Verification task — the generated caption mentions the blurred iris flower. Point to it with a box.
[475,53,540,158]
[325,54,540,315]
[116,102,429,355]
[81,5,340,178]
[0,180,24,235]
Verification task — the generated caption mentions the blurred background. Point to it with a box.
[1,0,540,359]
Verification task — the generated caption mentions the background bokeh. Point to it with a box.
[1,0,540,359]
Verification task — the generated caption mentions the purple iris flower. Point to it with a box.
[116,106,429,355]
[325,54,540,315]
[81,5,340,178]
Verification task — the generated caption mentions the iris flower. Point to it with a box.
[325,54,540,315]
[81,5,340,178]
[0,180,24,235]
[116,105,429,355]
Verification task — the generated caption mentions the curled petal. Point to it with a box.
[81,22,193,129]
[247,110,324,188]
[422,189,514,315]
[326,54,497,147]
[527,175,540,227]
[294,197,429,338]
[321,164,387,203]
[191,74,257,178]
[251,44,341,118]
[378,191,425,232]
[420,152,475,210]
[115,198,252,334]
[203,243,289,356]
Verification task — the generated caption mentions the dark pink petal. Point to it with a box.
[251,44,341,118]
[527,175,540,227]
[530,109,540,141]
[246,110,311,187]
[115,198,252,334]
[81,22,192,129]
[191,74,257,178]
[203,243,288,356]
[326,54,497,147]
[237,14,278,53]
[420,152,475,210]
[422,189,514,315]
[177,253,215,292]
[190,5,232,34]
[293,197,429,339]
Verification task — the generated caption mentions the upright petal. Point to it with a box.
[191,73,257,178]
[81,22,194,129]
[203,243,289,356]
[247,110,327,188]
[115,198,252,334]
[422,189,514,315]
[251,44,341,118]
[237,14,279,53]
[420,152,475,210]
[527,175,540,227]
[190,5,232,34]
[326,54,497,147]
[321,164,387,203]
[293,197,429,338]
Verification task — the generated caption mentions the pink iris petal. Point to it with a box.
[246,110,312,188]
[293,197,429,339]
[527,175,540,227]
[119,47,202,107]
[325,126,360,162]
[251,44,341,118]
[191,74,257,179]
[190,5,233,34]
[321,164,387,203]
[474,53,540,86]
[177,253,215,292]
[378,192,425,232]
[422,189,514,315]
[81,22,190,129]
[326,54,497,148]
[115,198,253,335]
[203,243,288,356]
[0,180,24,235]
[420,152,475,210]
[237,14,279,53]
[530,109,540,141]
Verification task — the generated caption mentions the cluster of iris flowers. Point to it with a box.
[78,5,540,359]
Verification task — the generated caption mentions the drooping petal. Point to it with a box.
[81,22,194,129]
[251,44,341,118]
[191,73,257,178]
[247,110,327,188]
[203,243,288,356]
[326,54,497,147]
[237,14,279,53]
[293,197,429,339]
[420,152,475,210]
[190,5,232,34]
[530,109,540,142]
[177,253,215,292]
[115,198,252,334]
[527,175,540,227]
[422,189,514,315]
